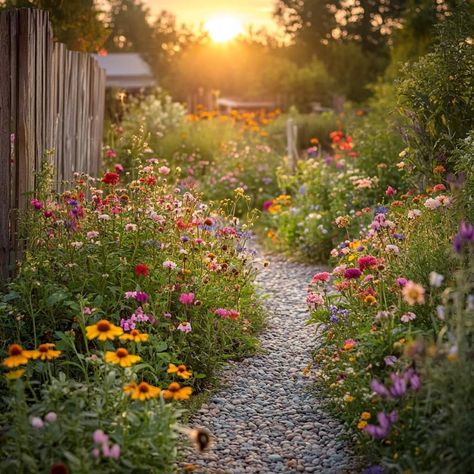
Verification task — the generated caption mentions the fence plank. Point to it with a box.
[0,8,106,279]
[0,11,11,279]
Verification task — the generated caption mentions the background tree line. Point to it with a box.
[1,0,465,108]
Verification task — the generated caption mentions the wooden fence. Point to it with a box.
[0,8,106,280]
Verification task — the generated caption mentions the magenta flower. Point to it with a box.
[396,277,408,287]
[215,308,230,318]
[357,256,378,271]
[343,268,362,279]
[179,293,195,305]
[31,198,43,210]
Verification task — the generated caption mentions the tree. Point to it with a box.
[3,0,108,52]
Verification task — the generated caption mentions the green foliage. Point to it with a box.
[397,2,474,178]
[4,0,108,52]
[349,83,407,194]
[266,111,340,152]
[0,371,177,473]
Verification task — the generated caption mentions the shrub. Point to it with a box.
[396,2,474,179]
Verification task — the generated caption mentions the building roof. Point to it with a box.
[217,98,276,110]
[92,53,156,90]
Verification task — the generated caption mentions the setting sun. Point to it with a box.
[205,16,243,43]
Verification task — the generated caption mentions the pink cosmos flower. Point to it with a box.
[177,321,192,333]
[87,231,99,239]
[93,429,108,445]
[179,293,195,305]
[402,280,425,305]
[159,166,171,175]
[114,163,124,173]
[163,260,177,270]
[424,198,441,210]
[401,312,416,323]
[306,292,324,309]
[215,308,230,318]
[311,272,331,283]
[385,186,397,196]
[407,209,421,219]
[385,244,400,255]
[105,149,117,158]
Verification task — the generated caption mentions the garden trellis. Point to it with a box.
[0,8,106,280]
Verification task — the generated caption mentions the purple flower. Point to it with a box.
[389,373,407,398]
[370,379,390,398]
[409,372,421,391]
[459,221,474,241]
[135,291,149,303]
[396,277,408,287]
[364,465,385,474]
[453,221,474,253]
[364,411,398,439]
[384,355,397,366]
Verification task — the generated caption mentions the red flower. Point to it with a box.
[358,256,378,271]
[134,263,149,277]
[102,172,120,185]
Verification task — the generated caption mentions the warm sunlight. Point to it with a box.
[205,16,243,43]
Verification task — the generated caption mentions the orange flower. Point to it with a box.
[124,381,160,401]
[86,320,123,341]
[357,420,367,429]
[120,329,149,343]
[433,165,446,174]
[162,382,193,401]
[5,369,25,380]
[360,412,371,420]
[364,295,377,306]
[2,344,31,368]
[105,348,141,368]
[167,363,192,379]
[28,343,62,361]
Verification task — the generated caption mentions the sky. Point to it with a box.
[141,0,276,30]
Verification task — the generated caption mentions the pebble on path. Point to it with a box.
[180,251,360,473]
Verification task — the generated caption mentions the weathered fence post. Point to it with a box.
[0,8,106,280]
[286,118,299,172]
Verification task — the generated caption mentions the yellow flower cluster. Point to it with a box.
[84,319,193,402]
[2,343,62,379]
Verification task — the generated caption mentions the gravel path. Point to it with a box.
[182,251,359,473]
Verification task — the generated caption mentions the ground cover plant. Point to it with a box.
[0,160,264,472]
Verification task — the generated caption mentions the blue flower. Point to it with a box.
[374,206,389,215]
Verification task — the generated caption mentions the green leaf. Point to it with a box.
[47,291,69,307]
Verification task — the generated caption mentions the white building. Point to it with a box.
[92,53,156,91]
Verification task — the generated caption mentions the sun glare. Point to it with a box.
[205,16,243,43]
